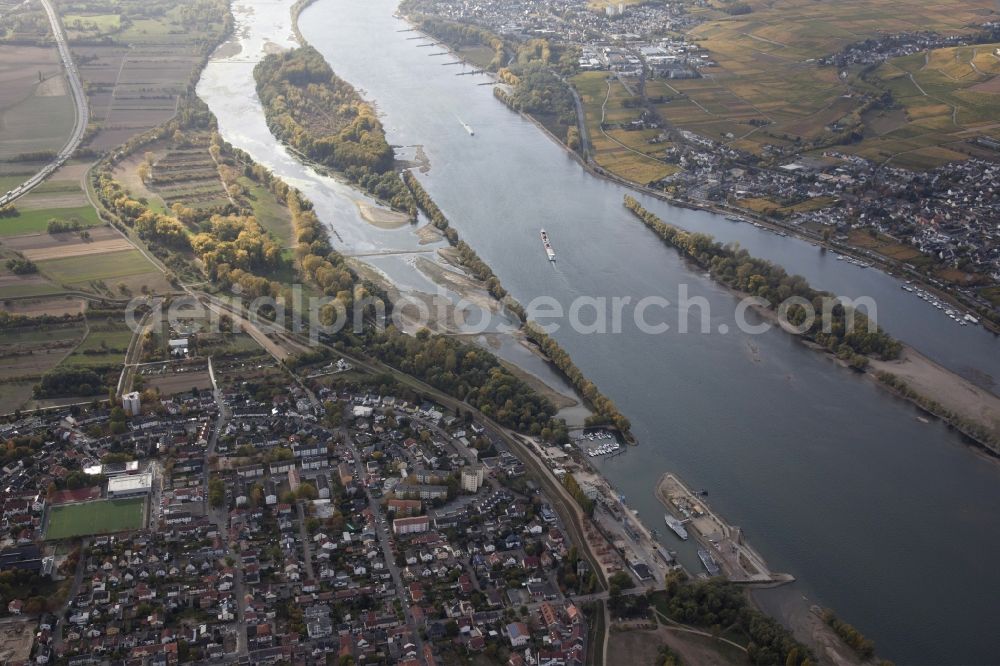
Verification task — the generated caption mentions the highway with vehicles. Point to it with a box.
[0,0,89,207]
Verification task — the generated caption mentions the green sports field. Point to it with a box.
[45,497,146,539]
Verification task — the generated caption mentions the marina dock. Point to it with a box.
[657,473,794,585]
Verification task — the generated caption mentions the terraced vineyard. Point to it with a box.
[148,144,231,210]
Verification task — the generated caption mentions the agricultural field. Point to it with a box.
[63,13,121,39]
[849,43,1000,168]
[0,272,64,299]
[0,315,88,413]
[659,0,1000,166]
[572,71,678,184]
[66,0,228,153]
[36,247,166,293]
[146,143,231,210]
[845,228,939,274]
[74,43,202,152]
[0,44,74,161]
[45,496,146,539]
[140,360,214,395]
[0,204,99,237]
[0,295,85,316]
[982,286,1000,308]
[0,223,171,297]
[61,318,134,369]
[737,195,837,217]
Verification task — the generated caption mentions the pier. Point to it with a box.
[657,474,793,585]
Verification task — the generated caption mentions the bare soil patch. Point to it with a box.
[415,223,444,245]
[212,40,243,59]
[0,273,59,295]
[0,296,85,316]
[0,45,61,108]
[54,162,92,181]
[14,190,89,209]
[3,225,118,251]
[36,73,68,97]
[0,618,35,664]
[608,624,751,665]
[417,255,498,314]
[870,346,1000,443]
[970,75,1000,93]
[356,200,409,229]
[22,238,135,262]
[147,369,213,395]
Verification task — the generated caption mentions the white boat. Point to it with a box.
[540,229,556,261]
[664,514,689,540]
[459,118,474,136]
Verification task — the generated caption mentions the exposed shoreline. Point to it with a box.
[355,200,409,229]
[622,196,1000,458]
[869,348,1000,456]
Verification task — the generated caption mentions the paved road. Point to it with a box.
[0,0,89,207]
[52,537,89,656]
[202,378,248,656]
[296,502,317,581]
[343,430,424,655]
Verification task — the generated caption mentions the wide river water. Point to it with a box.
[200,1,1000,662]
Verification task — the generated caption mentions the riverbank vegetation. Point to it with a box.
[624,196,902,364]
[402,170,633,437]
[652,576,813,666]
[494,46,579,134]
[253,46,416,217]
[821,608,876,660]
[365,328,565,438]
[402,5,580,144]
[411,16,505,70]
[524,323,632,434]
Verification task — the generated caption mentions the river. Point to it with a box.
[199,1,1000,662]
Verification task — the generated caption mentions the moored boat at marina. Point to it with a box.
[698,549,720,576]
[664,514,689,540]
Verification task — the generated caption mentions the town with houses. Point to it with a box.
[407,0,1000,313]
[0,338,670,666]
